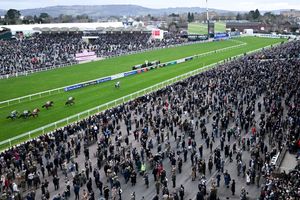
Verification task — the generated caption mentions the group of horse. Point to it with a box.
[6,97,75,120]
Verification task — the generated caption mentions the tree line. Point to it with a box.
[0,9,93,25]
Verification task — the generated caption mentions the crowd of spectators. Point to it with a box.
[0,33,85,76]
[0,31,185,76]
[91,32,184,58]
[0,39,299,200]
[259,164,300,200]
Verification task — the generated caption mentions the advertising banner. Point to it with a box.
[64,84,83,91]
[111,73,124,80]
[124,71,137,77]
[97,77,111,83]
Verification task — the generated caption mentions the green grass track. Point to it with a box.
[0,37,285,141]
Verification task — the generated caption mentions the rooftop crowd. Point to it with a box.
[0,32,185,76]
[0,39,299,200]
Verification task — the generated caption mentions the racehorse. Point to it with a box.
[42,101,54,109]
[6,110,18,120]
[65,97,75,106]
[18,110,31,119]
[29,108,40,118]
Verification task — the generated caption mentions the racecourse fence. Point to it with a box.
[0,41,284,151]
[0,40,246,108]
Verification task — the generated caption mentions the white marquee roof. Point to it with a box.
[2,22,124,34]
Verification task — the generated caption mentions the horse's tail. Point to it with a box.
[42,105,45,108]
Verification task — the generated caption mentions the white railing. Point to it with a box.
[0,41,246,109]
[0,41,284,151]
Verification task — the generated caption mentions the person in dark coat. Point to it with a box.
[179,185,185,200]
[131,171,137,186]
[196,191,204,200]
[53,175,60,190]
[73,183,80,200]
[103,185,110,200]
[86,178,92,193]
[152,195,159,200]
[231,179,236,195]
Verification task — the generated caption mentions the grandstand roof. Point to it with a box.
[2,22,124,34]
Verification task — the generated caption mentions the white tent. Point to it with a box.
[2,22,124,35]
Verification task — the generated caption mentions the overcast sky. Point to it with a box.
[1,0,300,11]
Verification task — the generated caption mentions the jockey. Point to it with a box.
[11,110,17,117]
[68,97,74,101]
[46,101,51,105]
[115,81,120,88]
[33,108,38,113]
[23,110,29,115]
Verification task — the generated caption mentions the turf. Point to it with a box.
[0,37,285,145]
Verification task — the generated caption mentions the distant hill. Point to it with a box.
[0,5,297,18]
[16,5,233,17]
